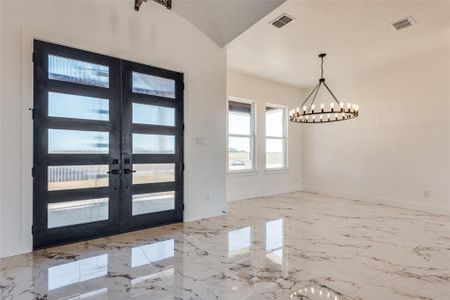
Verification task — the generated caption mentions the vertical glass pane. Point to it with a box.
[133,163,175,185]
[48,129,109,154]
[132,103,175,126]
[48,254,108,290]
[48,198,109,228]
[266,138,284,169]
[48,92,109,121]
[265,107,284,137]
[228,136,252,170]
[48,165,109,191]
[229,111,251,135]
[228,227,251,257]
[133,134,175,154]
[132,72,175,99]
[132,191,175,215]
[48,55,109,88]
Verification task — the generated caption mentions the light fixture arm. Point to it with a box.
[289,52,359,124]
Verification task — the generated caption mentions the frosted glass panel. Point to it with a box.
[48,165,109,191]
[266,138,284,169]
[132,191,175,215]
[133,134,175,154]
[132,72,175,98]
[133,164,175,185]
[48,129,109,154]
[48,55,109,88]
[132,103,175,126]
[48,198,108,228]
[48,92,109,121]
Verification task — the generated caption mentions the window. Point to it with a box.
[228,100,255,171]
[265,105,287,169]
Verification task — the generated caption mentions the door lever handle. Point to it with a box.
[124,169,136,174]
[107,169,121,175]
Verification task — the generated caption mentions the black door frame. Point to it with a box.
[33,40,184,249]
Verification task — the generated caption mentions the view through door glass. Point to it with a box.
[33,40,184,249]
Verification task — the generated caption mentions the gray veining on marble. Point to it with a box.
[1,192,449,299]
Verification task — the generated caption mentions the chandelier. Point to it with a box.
[289,53,359,124]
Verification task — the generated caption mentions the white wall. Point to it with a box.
[302,47,450,215]
[0,0,227,258]
[227,70,303,201]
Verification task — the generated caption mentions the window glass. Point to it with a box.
[133,134,175,154]
[132,72,175,99]
[48,92,109,121]
[265,106,287,169]
[228,100,254,171]
[48,165,109,191]
[48,129,109,154]
[48,55,109,88]
[133,163,175,185]
[48,198,108,228]
[132,191,175,215]
[132,103,175,126]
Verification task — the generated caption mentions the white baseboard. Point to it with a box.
[302,187,450,216]
[227,185,301,202]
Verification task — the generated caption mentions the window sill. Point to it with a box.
[264,168,290,174]
[227,170,258,177]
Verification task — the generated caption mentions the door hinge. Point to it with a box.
[32,52,36,63]
[182,163,185,171]
[182,82,185,91]
[32,167,36,177]
[182,203,185,211]
[182,123,185,130]
[31,225,35,234]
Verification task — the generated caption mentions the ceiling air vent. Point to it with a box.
[391,16,416,31]
[271,13,294,28]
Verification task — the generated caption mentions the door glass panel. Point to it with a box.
[48,92,109,121]
[48,129,109,154]
[133,163,175,185]
[266,138,284,169]
[48,198,109,228]
[132,134,175,154]
[132,72,175,99]
[48,165,109,191]
[132,103,175,126]
[132,191,175,215]
[48,55,109,88]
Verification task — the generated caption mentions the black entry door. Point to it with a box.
[33,40,184,249]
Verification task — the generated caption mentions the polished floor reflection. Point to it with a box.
[1,192,450,299]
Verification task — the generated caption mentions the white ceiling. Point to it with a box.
[227,0,450,88]
[172,0,285,47]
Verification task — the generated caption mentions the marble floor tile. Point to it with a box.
[1,192,449,300]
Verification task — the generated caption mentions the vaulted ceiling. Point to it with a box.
[227,0,450,88]
[172,0,285,47]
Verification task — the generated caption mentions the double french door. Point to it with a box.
[33,40,184,249]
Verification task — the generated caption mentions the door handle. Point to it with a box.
[107,169,121,175]
[124,169,136,174]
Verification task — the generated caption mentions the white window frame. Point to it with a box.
[265,104,288,170]
[227,97,256,173]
